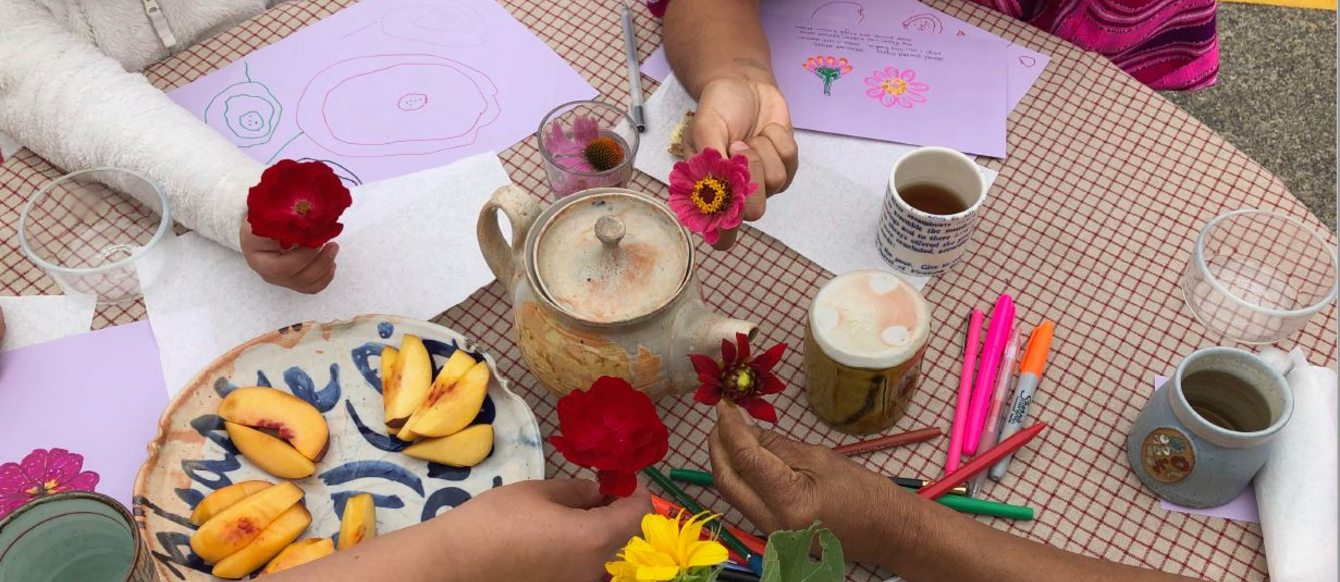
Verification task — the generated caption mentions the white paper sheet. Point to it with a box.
[0,294,97,351]
[633,75,999,289]
[142,152,509,395]
[1255,349,1338,581]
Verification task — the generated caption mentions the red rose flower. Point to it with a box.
[690,333,787,423]
[548,376,670,497]
[247,159,352,249]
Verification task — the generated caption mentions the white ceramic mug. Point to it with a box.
[876,147,988,276]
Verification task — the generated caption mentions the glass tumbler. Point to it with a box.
[536,100,639,197]
[18,168,173,304]
[1181,209,1338,344]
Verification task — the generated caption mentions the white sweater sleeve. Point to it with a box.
[0,0,264,251]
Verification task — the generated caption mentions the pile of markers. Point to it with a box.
[942,294,1055,497]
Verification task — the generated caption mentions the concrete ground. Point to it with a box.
[1164,3,1336,229]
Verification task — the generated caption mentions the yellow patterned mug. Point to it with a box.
[804,270,931,435]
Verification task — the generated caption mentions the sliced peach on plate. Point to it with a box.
[383,335,432,432]
[381,345,400,435]
[225,422,317,479]
[218,387,329,462]
[263,538,335,574]
[402,424,494,467]
[190,481,304,563]
[337,492,376,550]
[190,480,271,526]
[401,351,476,435]
[211,503,311,579]
[403,360,489,438]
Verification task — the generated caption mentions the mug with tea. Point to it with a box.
[876,146,989,276]
[0,491,156,582]
[1126,347,1295,508]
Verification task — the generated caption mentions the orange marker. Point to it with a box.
[990,321,1055,481]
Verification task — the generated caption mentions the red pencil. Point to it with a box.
[651,494,768,556]
[918,423,1046,500]
[832,426,942,456]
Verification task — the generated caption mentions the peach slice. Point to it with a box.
[190,480,272,526]
[402,351,476,435]
[226,422,317,479]
[403,360,489,438]
[402,424,494,467]
[336,493,376,550]
[383,335,432,432]
[190,481,304,563]
[395,424,421,442]
[210,503,311,579]
[381,345,399,435]
[218,387,329,462]
[263,538,335,574]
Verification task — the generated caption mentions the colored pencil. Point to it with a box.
[643,467,760,573]
[947,309,985,474]
[919,422,1046,500]
[832,426,942,456]
[902,488,1035,520]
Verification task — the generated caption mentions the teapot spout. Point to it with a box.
[677,307,759,379]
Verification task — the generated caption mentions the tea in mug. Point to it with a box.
[896,183,970,215]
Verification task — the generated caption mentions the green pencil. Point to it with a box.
[641,467,759,571]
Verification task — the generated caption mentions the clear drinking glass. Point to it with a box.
[536,100,639,197]
[18,168,173,304]
[1181,209,1338,344]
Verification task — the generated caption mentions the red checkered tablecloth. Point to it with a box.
[1,0,1335,579]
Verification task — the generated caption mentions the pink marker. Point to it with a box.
[963,295,1014,455]
[946,309,984,475]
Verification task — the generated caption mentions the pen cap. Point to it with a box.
[809,270,931,369]
[1019,320,1055,375]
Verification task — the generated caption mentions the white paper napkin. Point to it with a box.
[0,294,97,351]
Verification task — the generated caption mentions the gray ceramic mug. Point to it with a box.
[1126,347,1294,508]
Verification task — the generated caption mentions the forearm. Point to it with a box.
[663,0,775,96]
[876,485,1203,582]
[0,0,262,251]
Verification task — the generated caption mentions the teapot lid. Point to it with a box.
[532,190,691,324]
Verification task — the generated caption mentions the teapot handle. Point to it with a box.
[477,184,543,286]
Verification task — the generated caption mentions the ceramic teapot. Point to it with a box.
[477,185,757,401]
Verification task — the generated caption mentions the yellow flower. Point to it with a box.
[605,511,729,581]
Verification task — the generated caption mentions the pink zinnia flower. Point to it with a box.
[864,67,930,109]
[667,148,755,245]
[0,448,100,519]
[690,333,788,423]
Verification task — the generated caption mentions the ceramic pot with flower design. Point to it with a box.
[477,185,757,401]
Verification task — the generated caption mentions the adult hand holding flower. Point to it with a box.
[240,159,350,294]
[549,377,671,497]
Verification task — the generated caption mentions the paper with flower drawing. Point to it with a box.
[0,322,168,517]
[168,0,595,185]
[764,12,1008,157]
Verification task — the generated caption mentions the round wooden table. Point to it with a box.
[1,1,1334,579]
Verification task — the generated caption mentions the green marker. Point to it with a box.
[668,468,1033,521]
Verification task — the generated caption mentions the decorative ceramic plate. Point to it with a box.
[132,315,544,581]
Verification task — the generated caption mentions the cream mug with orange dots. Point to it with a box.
[804,270,931,434]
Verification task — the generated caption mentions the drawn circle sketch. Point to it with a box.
[902,13,945,34]
[380,3,487,47]
[296,54,501,157]
[810,1,865,23]
[204,71,281,147]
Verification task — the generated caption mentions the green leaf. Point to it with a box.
[760,521,845,582]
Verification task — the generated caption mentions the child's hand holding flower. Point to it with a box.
[240,159,351,294]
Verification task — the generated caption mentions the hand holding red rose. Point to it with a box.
[548,377,670,497]
[241,159,351,294]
